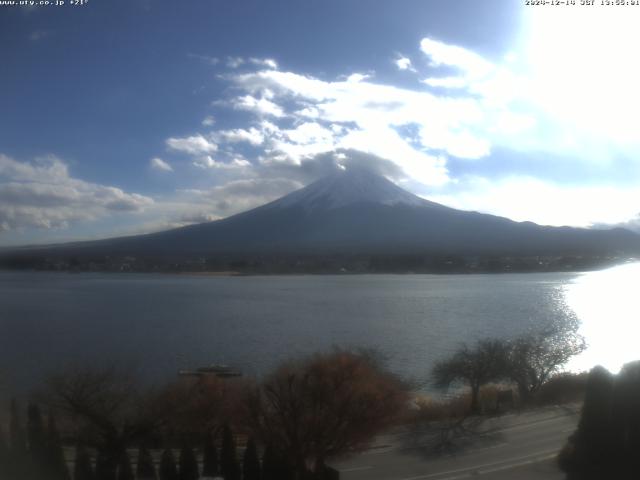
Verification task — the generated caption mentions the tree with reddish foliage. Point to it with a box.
[155,375,246,440]
[244,349,408,479]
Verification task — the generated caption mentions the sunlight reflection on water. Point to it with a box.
[565,262,640,374]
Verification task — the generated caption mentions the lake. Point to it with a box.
[0,263,637,394]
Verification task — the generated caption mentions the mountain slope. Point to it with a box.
[7,168,640,258]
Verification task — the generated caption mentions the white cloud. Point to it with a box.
[188,53,219,66]
[226,56,278,70]
[227,56,245,68]
[428,176,640,228]
[201,177,302,212]
[420,37,494,78]
[418,125,491,160]
[346,73,370,83]
[283,122,335,145]
[202,115,216,126]
[216,127,264,145]
[295,106,320,118]
[226,68,501,182]
[418,23,640,164]
[193,156,251,170]
[234,70,330,101]
[0,155,153,232]
[422,76,467,89]
[395,55,415,72]
[149,157,173,172]
[130,177,303,232]
[231,94,285,117]
[249,57,278,69]
[166,134,218,155]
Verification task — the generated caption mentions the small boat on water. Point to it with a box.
[178,364,243,378]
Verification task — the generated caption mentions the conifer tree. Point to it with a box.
[10,398,26,454]
[136,446,157,480]
[95,449,117,480]
[159,449,179,480]
[116,451,135,480]
[47,412,70,480]
[220,425,240,480]
[261,445,275,480]
[178,445,199,480]
[201,432,218,478]
[0,425,9,479]
[27,403,47,467]
[74,445,95,480]
[580,366,615,461]
[242,437,261,480]
[9,399,27,478]
[261,445,290,480]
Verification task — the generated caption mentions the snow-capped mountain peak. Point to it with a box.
[266,168,434,212]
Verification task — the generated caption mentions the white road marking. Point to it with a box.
[497,415,571,433]
[339,465,373,472]
[397,448,559,480]
[477,453,557,475]
[463,442,508,453]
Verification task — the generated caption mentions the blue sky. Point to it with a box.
[2,0,640,246]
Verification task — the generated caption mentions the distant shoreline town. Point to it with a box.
[0,252,633,275]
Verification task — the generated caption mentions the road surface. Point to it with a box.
[331,404,579,480]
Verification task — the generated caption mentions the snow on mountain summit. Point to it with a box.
[266,168,435,212]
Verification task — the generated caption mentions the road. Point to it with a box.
[331,405,580,480]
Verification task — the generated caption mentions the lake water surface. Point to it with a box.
[1,264,637,393]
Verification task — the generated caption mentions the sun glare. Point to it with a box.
[565,262,640,374]
[522,5,640,146]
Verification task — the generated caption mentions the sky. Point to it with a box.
[2,0,640,246]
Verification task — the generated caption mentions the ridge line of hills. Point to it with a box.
[2,169,639,274]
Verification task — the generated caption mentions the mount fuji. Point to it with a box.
[5,168,640,262]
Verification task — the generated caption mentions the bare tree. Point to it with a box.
[244,349,408,479]
[506,318,586,403]
[41,367,167,479]
[432,339,508,414]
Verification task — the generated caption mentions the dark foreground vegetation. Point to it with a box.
[559,361,640,479]
[0,322,592,480]
[0,350,406,480]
